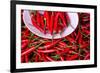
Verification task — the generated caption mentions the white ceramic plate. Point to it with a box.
[23,10,79,39]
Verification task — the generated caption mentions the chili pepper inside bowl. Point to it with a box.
[23,10,79,39]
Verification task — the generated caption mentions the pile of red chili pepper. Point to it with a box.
[30,11,70,34]
[21,10,90,63]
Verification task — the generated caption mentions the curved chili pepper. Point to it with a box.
[21,46,35,56]
[59,48,70,55]
[45,55,55,61]
[58,41,67,48]
[67,54,78,60]
[22,42,43,56]
[39,39,61,49]
[37,49,56,53]
[59,41,66,46]
[31,14,45,33]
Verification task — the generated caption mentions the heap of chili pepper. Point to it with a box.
[30,11,69,34]
[21,10,90,63]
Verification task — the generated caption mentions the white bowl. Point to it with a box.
[23,10,79,39]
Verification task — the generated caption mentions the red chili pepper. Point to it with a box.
[65,36,75,43]
[80,43,89,49]
[40,15,46,34]
[81,24,90,29]
[59,41,66,46]
[59,48,70,55]
[49,12,54,34]
[21,42,28,49]
[44,41,51,45]
[21,39,29,49]
[31,14,45,33]
[35,55,39,62]
[25,55,28,63]
[75,30,80,41]
[58,12,67,27]
[53,12,59,33]
[53,12,66,33]
[81,13,90,16]
[82,29,90,35]
[74,32,77,37]
[36,11,41,26]
[22,39,28,43]
[54,12,67,32]
[21,56,25,63]
[86,23,90,28]
[71,45,78,50]
[41,53,48,61]
[60,56,64,61]
[44,11,50,32]
[82,18,90,22]
[56,24,63,33]
[21,46,35,56]
[22,29,30,36]
[78,33,82,44]
[21,36,27,40]
[65,12,70,25]
[67,54,78,60]
[58,42,67,48]
[84,52,90,60]
[45,55,55,61]
[39,39,61,49]
[39,41,52,50]
[37,49,56,53]
[30,41,39,45]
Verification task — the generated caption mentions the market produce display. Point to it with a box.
[21,10,90,63]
